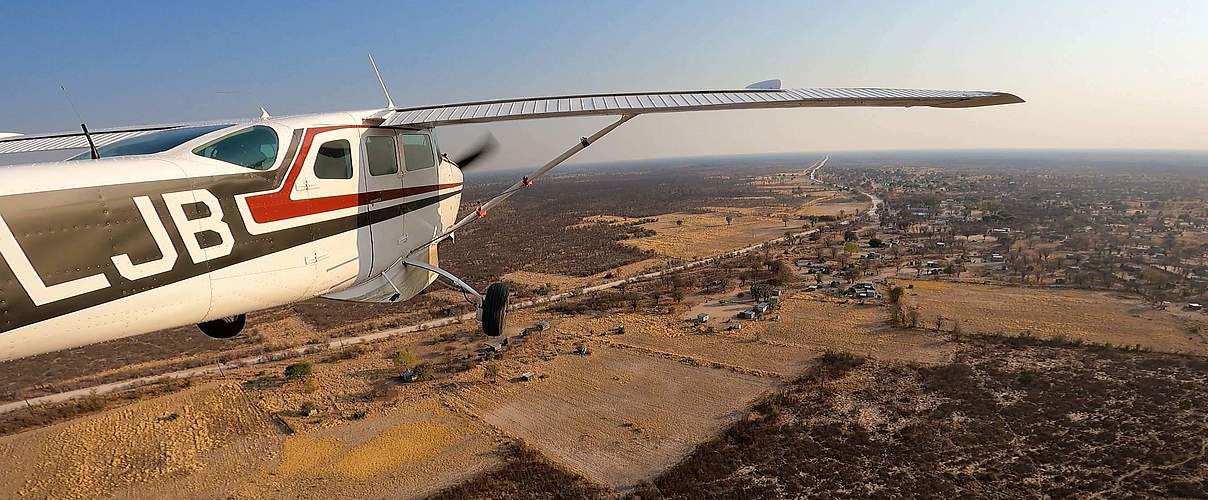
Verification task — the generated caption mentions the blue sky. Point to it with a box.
[2,0,1206,168]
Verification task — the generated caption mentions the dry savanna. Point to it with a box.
[0,159,1204,499]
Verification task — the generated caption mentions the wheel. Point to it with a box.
[198,314,246,339]
[480,282,509,337]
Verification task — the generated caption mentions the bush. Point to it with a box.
[283,363,313,381]
[392,349,418,371]
[483,362,501,384]
[321,344,364,363]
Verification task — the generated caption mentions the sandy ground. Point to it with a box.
[619,212,810,260]
[0,382,279,500]
[901,279,1208,355]
[449,346,777,489]
[236,399,500,500]
[0,381,501,500]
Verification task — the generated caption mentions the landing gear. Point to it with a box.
[398,259,509,337]
[480,282,510,337]
[198,314,246,339]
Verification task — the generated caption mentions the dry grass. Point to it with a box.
[901,279,1208,355]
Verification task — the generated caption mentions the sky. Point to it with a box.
[1,0,1206,169]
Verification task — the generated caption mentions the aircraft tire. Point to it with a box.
[481,282,509,337]
[198,314,246,339]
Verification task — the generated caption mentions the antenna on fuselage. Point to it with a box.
[60,85,100,160]
[368,53,397,109]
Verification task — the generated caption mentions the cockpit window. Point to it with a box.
[402,134,436,171]
[192,126,279,170]
[69,124,231,160]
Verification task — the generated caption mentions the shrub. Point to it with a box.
[283,363,313,381]
[483,362,501,384]
[392,349,418,371]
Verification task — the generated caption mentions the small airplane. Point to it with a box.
[0,65,1022,361]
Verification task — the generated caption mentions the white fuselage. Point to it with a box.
[0,111,462,361]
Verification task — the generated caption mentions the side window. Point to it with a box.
[402,134,435,171]
[365,136,398,176]
[192,126,279,170]
[314,140,353,180]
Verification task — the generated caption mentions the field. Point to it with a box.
[901,279,1208,355]
[451,347,776,489]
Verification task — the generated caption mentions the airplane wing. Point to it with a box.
[393,86,1021,258]
[382,87,1022,128]
[0,119,237,155]
[0,87,1021,155]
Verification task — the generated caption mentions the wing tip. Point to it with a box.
[936,92,1025,108]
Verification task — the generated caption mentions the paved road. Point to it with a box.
[807,154,882,226]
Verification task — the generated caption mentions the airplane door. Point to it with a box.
[298,130,365,295]
[362,130,406,279]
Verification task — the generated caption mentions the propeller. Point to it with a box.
[452,133,499,171]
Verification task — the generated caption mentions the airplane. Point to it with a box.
[0,69,1022,362]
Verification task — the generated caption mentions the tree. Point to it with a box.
[844,230,858,242]
[888,286,904,304]
[770,261,794,286]
[725,215,734,225]
[906,306,920,328]
[890,304,907,327]
[751,283,775,302]
[868,237,883,248]
[844,241,859,255]
[675,219,684,227]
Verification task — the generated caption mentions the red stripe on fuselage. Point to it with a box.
[245,125,461,223]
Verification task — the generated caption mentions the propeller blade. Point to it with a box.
[453,133,499,170]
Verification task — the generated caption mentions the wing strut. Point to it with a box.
[405,113,636,259]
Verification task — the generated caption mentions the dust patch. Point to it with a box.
[0,382,277,500]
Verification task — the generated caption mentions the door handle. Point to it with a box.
[305,252,330,265]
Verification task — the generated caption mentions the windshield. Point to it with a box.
[69,124,232,160]
[191,126,279,170]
